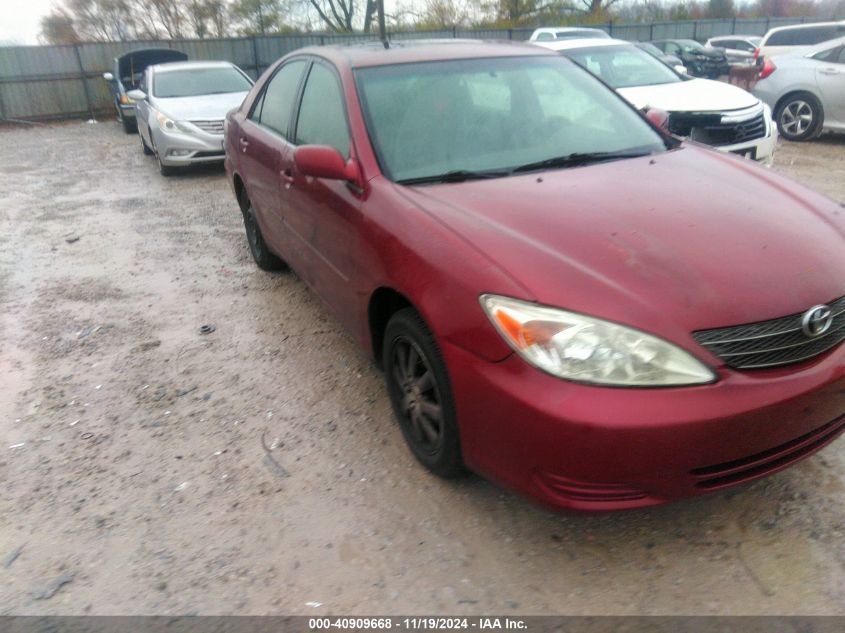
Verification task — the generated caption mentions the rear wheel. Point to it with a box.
[242,203,285,271]
[383,308,466,478]
[775,92,823,141]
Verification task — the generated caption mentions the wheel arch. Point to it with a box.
[368,287,414,368]
[232,172,249,212]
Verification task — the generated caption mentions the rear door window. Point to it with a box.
[768,25,838,46]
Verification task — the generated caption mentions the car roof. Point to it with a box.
[291,39,555,68]
[708,35,761,41]
[765,19,845,35]
[535,37,632,51]
[532,27,607,34]
[152,60,236,73]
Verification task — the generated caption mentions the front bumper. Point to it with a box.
[152,125,226,167]
[443,340,845,512]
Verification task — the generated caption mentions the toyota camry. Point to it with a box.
[224,41,845,511]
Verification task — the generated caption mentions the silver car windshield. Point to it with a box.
[355,56,666,184]
[154,68,252,98]
[566,45,682,88]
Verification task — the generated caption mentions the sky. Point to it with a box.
[1,0,57,45]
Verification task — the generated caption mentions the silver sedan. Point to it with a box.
[128,61,253,175]
[753,35,845,141]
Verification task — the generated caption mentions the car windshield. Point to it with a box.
[565,45,681,88]
[154,67,252,98]
[355,56,666,184]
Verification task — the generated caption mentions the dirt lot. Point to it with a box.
[0,121,843,616]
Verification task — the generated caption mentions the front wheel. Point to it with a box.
[775,92,823,141]
[383,308,466,478]
[140,132,153,155]
[156,150,175,176]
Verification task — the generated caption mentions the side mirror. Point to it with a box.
[126,89,146,101]
[643,106,670,131]
[103,72,114,82]
[295,145,360,183]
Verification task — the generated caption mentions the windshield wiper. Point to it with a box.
[397,169,511,186]
[511,150,654,174]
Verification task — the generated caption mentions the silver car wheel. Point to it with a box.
[780,100,813,136]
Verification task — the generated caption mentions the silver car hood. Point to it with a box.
[153,92,248,122]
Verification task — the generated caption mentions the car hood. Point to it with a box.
[618,78,758,112]
[153,92,248,121]
[395,146,845,348]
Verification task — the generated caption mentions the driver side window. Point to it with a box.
[295,62,350,157]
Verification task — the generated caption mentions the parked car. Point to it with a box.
[754,35,845,141]
[758,20,845,59]
[705,35,762,65]
[635,41,686,74]
[225,41,844,512]
[102,48,187,133]
[651,39,730,78]
[127,61,253,176]
[538,38,776,164]
[529,27,610,41]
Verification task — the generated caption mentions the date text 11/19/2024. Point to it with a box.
[309,618,528,630]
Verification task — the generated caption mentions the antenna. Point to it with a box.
[377,0,388,49]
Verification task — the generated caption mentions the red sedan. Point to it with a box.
[224,41,845,511]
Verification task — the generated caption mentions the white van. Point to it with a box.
[758,20,845,58]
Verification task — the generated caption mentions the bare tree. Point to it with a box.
[230,0,287,34]
[149,0,188,38]
[40,9,82,44]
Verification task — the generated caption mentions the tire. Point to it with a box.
[242,203,285,271]
[140,133,153,156]
[383,308,466,478]
[775,92,823,141]
[156,151,175,177]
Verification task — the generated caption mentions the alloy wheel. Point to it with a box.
[780,100,813,136]
[390,336,444,454]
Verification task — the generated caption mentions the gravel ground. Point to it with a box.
[0,120,843,615]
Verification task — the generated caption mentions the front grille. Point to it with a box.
[693,296,845,369]
[669,111,766,146]
[690,414,845,489]
[191,119,224,135]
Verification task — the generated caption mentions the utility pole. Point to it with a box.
[377,0,388,48]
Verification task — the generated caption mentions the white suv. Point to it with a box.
[758,21,845,58]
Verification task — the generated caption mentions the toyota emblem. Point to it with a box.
[801,305,834,338]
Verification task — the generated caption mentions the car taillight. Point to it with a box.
[759,58,776,80]
[753,47,760,59]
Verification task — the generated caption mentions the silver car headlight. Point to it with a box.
[156,111,192,134]
[481,295,716,387]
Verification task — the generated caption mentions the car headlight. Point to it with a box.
[480,295,716,387]
[156,111,191,133]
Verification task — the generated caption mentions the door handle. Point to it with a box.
[239,137,249,152]
[281,168,295,188]
[819,67,839,75]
